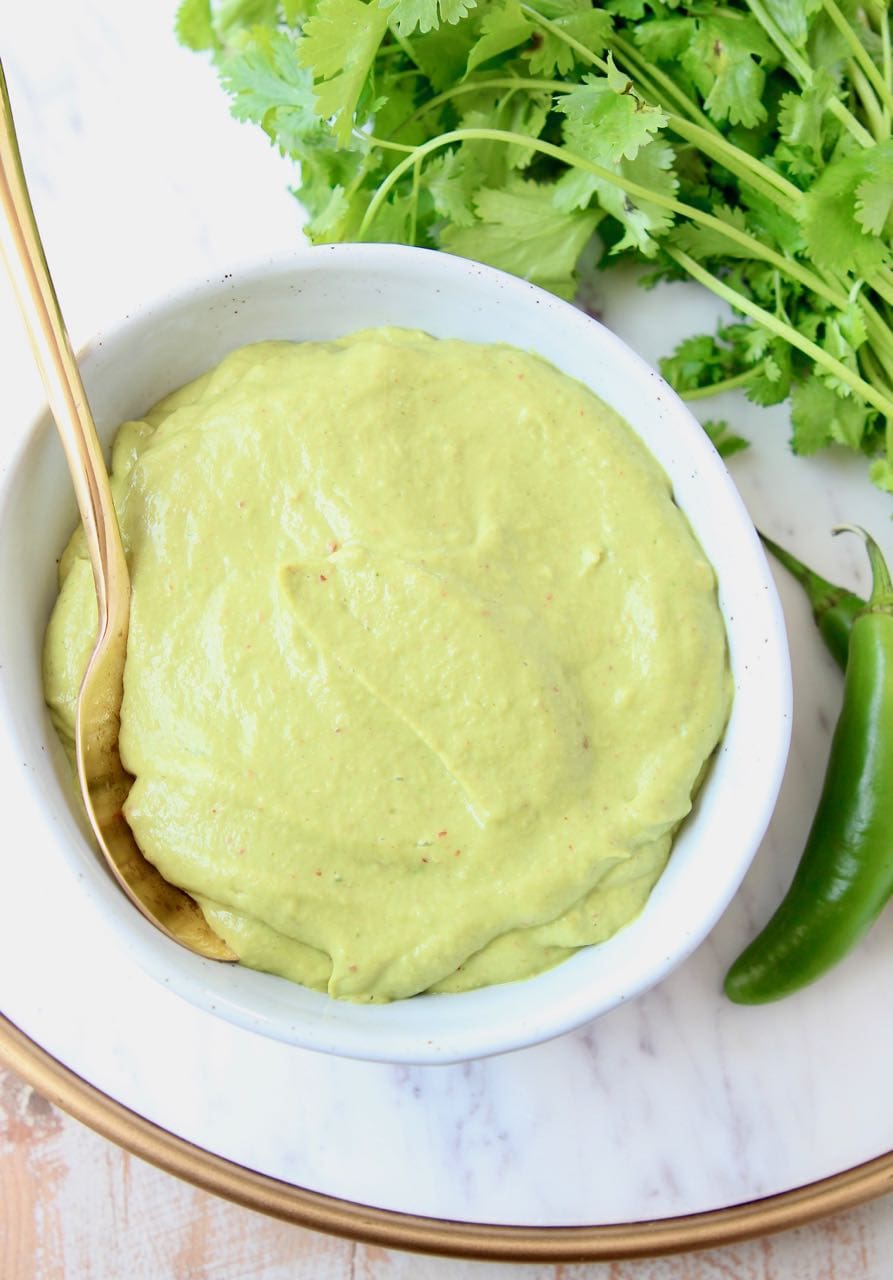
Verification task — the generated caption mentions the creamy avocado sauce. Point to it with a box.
[43,329,730,1002]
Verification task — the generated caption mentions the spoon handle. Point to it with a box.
[0,63,234,960]
[0,59,129,640]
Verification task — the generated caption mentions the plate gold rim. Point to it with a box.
[3,1012,892,1262]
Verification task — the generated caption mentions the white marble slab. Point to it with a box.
[2,0,893,1231]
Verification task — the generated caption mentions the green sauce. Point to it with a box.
[44,329,730,1001]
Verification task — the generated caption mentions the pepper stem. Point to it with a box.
[832,525,893,614]
[760,531,864,669]
[760,533,860,613]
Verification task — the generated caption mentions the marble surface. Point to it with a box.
[3,0,893,1244]
[4,1061,893,1280]
[5,1062,893,1280]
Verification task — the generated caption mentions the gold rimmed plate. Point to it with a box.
[3,1015,893,1262]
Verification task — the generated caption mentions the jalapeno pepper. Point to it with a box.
[724,526,893,1005]
[760,533,865,671]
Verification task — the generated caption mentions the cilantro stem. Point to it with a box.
[821,0,893,118]
[388,27,421,68]
[848,61,887,141]
[361,126,848,313]
[194,3,893,491]
[411,70,801,212]
[667,246,893,420]
[520,5,803,211]
[435,90,793,219]
[409,155,421,246]
[861,289,893,350]
[862,302,893,373]
[872,271,893,309]
[864,338,893,387]
[743,0,817,85]
[519,0,712,153]
[861,352,893,434]
[410,76,566,122]
[862,315,893,382]
[360,131,417,154]
[826,93,877,149]
[518,0,713,139]
[745,0,876,147]
[679,368,763,401]
[881,7,892,118]
[667,117,801,212]
[863,346,888,388]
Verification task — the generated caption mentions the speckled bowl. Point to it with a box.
[0,245,791,1063]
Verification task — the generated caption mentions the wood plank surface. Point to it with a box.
[3,1063,893,1279]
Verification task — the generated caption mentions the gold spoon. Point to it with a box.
[0,61,233,961]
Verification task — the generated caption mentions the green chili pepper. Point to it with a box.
[760,533,865,671]
[725,526,893,1005]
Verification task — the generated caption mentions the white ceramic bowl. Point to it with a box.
[0,245,791,1064]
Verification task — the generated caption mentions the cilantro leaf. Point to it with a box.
[777,74,834,168]
[366,188,420,242]
[298,0,391,144]
[175,0,216,52]
[669,204,755,260]
[806,4,857,74]
[633,17,692,63]
[800,143,893,274]
[282,1,316,20]
[745,340,792,407]
[606,0,647,18]
[790,375,869,454]
[424,148,482,226]
[412,23,480,90]
[180,0,893,493]
[701,419,750,459]
[759,0,823,49]
[835,300,868,351]
[855,164,893,240]
[869,455,893,493]
[457,87,551,179]
[740,187,805,257]
[524,5,614,77]
[681,15,777,129]
[220,29,321,153]
[555,137,678,256]
[557,66,668,165]
[441,177,602,297]
[385,0,478,37]
[466,0,532,74]
[660,332,741,391]
[214,0,282,38]
[304,184,354,242]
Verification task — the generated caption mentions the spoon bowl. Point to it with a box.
[0,60,233,962]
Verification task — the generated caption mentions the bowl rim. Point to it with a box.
[0,243,793,1063]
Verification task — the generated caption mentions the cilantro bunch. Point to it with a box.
[177,0,893,491]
